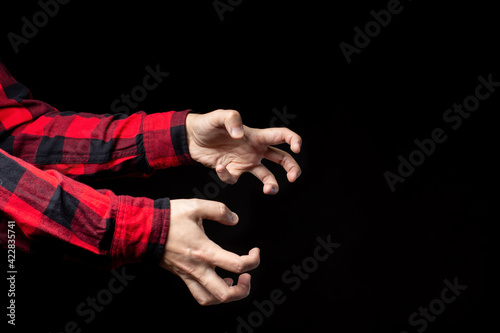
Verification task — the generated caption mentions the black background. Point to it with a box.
[1,0,498,332]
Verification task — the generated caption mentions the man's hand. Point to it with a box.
[160,199,260,306]
[185,109,302,195]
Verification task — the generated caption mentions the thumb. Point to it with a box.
[218,109,244,139]
[194,199,239,226]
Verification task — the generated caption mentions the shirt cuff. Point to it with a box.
[109,195,170,266]
[143,109,195,169]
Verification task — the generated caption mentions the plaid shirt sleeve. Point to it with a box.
[0,147,170,268]
[0,58,194,180]
[0,58,193,267]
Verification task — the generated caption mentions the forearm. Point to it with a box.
[0,148,169,268]
[25,109,193,180]
[0,59,194,180]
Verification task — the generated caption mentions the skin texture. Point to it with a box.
[185,109,302,195]
[160,199,260,305]
[160,109,302,305]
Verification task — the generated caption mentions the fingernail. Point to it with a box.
[231,212,238,223]
[232,126,243,137]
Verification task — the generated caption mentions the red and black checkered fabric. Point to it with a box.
[0,58,193,267]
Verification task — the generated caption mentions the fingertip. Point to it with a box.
[231,212,239,224]
[224,206,239,225]
[216,165,238,185]
[287,169,302,183]
[246,248,261,270]
[231,126,244,139]
[250,247,261,261]
[223,278,234,287]
[226,110,244,139]
[264,184,279,195]
[292,136,302,154]
[238,273,252,286]
[292,142,301,154]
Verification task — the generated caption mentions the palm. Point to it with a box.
[191,125,264,170]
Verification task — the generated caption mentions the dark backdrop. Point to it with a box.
[1,1,497,332]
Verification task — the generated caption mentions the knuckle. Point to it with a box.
[192,198,203,209]
[184,199,200,216]
[281,151,293,163]
[181,262,197,276]
[262,174,276,184]
[191,248,210,262]
[217,292,230,303]
[233,260,245,273]
[217,202,228,217]
[197,298,212,306]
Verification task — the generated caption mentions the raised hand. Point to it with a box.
[186,109,302,194]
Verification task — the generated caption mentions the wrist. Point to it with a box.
[185,113,194,155]
[185,113,201,163]
[144,110,194,168]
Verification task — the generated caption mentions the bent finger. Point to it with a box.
[193,199,239,225]
[250,164,279,195]
[263,146,302,182]
[223,277,234,287]
[211,109,244,139]
[198,270,252,304]
[216,164,239,185]
[260,127,302,153]
[207,245,260,273]
[183,277,219,306]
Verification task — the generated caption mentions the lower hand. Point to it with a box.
[159,199,260,305]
